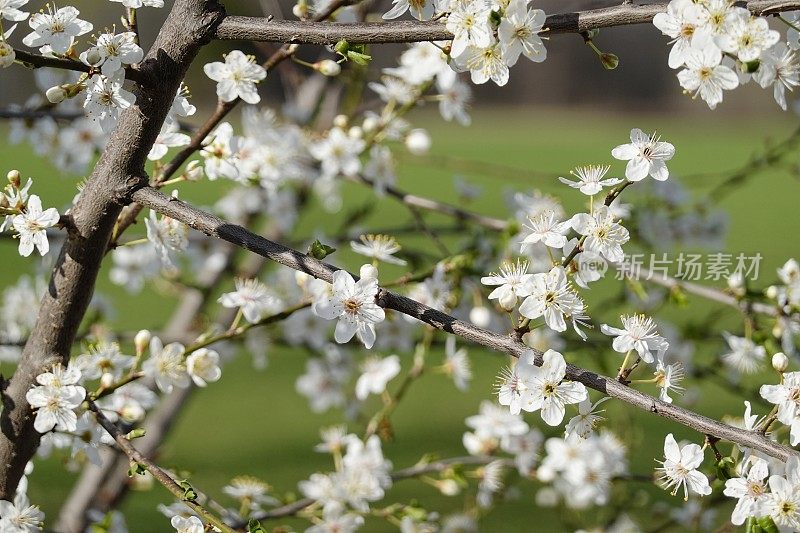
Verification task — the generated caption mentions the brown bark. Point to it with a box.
[0,0,226,500]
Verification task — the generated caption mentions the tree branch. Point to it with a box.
[13,49,149,85]
[86,401,236,533]
[214,1,800,44]
[0,0,227,500]
[132,185,796,462]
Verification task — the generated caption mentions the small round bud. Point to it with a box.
[436,479,461,496]
[773,352,789,373]
[600,52,619,70]
[773,322,785,339]
[46,86,67,104]
[405,129,431,155]
[292,3,304,17]
[0,42,15,69]
[469,306,491,328]
[134,329,151,355]
[7,169,21,187]
[498,291,517,312]
[766,285,779,299]
[348,126,363,139]
[360,263,378,281]
[315,59,341,77]
[83,48,103,67]
[333,114,348,129]
[362,116,379,132]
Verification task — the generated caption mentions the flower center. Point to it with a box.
[344,298,362,315]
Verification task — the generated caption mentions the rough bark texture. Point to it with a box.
[0,0,226,500]
[214,1,800,44]
[133,186,796,462]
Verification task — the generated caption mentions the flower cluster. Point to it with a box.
[654,0,799,109]
[1,170,60,257]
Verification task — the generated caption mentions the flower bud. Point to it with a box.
[773,321,785,339]
[292,2,307,18]
[600,52,619,70]
[362,115,379,132]
[435,479,461,496]
[7,169,21,187]
[348,126,363,139]
[83,48,103,67]
[315,59,341,77]
[46,86,67,104]
[469,306,491,328]
[134,329,151,355]
[498,291,517,312]
[405,129,431,155]
[772,352,789,373]
[766,285,779,299]
[333,114,348,129]
[0,42,15,69]
[360,263,378,281]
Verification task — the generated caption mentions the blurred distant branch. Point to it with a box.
[215,1,800,44]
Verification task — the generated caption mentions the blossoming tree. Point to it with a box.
[0,0,800,531]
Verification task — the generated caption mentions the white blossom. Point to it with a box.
[558,164,620,196]
[22,5,91,54]
[84,73,136,133]
[677,46,739,110]
[481,259,534,311]
[313,268,385,349]
[601,314,669,365]
[186,348,222,387]
[355,354,400,400]
[570,206,630,262]
[518,266,585,333]
[79,32,143,76]
[0,493,44,533]
[203,50,267,104]
[498,0,546,66]
[218,278,282,323]
[11,195,59,257]
[0,0,29,22]
[611,128,675,181]
[142,337,189,393]
[655,433,711,499]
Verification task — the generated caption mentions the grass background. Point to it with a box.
[1,107,799,531]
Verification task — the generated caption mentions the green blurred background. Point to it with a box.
[1,106,799,531]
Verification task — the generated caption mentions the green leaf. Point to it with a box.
[248,519,268,533]
[334,39,350,55]
[347,51,372,65]
[177,479,198,501]
[127,462,146,477]
[308,239,336,260]
[757,516,779,533]
[716,456,736,480]
[125,428,146,440]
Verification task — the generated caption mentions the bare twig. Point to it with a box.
[87,401,235,533]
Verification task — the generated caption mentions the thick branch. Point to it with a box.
[132,186,795,462]
[0,0,226,500]
[214,1,800,44]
